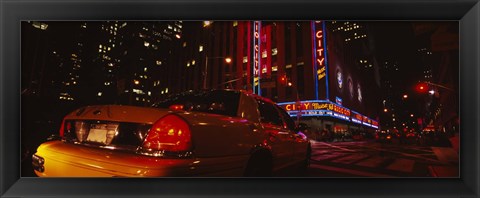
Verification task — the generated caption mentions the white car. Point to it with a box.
[33,90,311,177]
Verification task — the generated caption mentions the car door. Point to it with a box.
[276,106,308,164]
[255,99,294,169]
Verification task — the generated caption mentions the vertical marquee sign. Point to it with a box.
[253,21,262,95]
[311,21,329,100]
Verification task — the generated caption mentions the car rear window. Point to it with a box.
[153,90,240,117]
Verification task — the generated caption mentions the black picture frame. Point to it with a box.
[1,0,479,197]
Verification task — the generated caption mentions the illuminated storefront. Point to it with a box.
[277,100,379,130]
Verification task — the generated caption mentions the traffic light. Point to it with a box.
[280,75,287,85]
[415,82,429,93]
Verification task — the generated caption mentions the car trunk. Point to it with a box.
[34,141,195,177]
[60,105,171,152]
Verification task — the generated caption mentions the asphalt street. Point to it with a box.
[305,140,459,177]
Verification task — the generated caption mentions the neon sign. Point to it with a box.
[280,101,350,117]
[314,22,326,81]
[312,21,329,100]
[278,100,378,129]
[253,21,261,95]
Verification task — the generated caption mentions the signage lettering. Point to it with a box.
[279,100,378,129]
[253,21,261,90]
[314,27,326,80]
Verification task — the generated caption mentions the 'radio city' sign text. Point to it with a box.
[281,101,350,117]
[314,21,326,81]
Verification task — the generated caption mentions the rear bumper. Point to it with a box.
[33,141,248,177]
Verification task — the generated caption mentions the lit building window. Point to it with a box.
[192,60,196,65]
[165,88,169,93]
[233,21,238,27]
[272,66,278,72]
[243,56,248,63]
[156,60,162,65]
[144,41,150,47]
[144,67,148,72]
[262,51,267,58]
[98,92,103,97]
[134,80,140,85]
[32,22,48,30]
[199,45,204,52]
[272,48,278,56]
[183,42,187,47]
[133,89,145,95]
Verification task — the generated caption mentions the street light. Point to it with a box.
[287,81,301,124]
[203,56,232,89]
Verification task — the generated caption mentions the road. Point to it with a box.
[304,140,459,177]
[22,140,459,177]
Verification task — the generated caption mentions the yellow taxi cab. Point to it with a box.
[33,90,311,177]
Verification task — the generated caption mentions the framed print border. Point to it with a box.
[1,0,479,197]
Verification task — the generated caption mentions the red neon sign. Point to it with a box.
[315,27,326,80]
[254,30,259,76]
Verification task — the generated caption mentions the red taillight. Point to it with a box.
[142,114,192,153]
